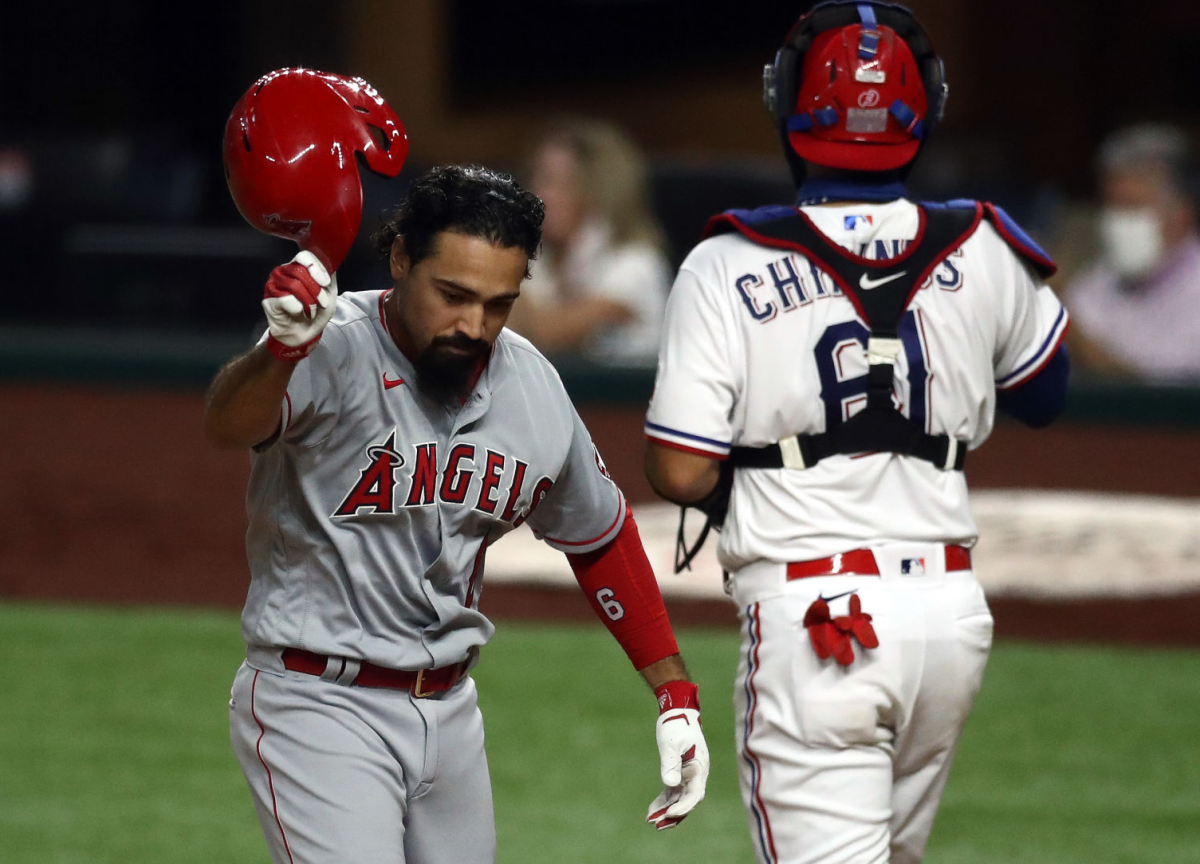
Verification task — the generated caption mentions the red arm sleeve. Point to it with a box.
[565,507,680,670]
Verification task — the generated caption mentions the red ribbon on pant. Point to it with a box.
[803,594,879,666]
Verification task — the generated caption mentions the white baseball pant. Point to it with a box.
[730,542,993,864]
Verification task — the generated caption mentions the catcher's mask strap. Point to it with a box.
[857,4,880,59]
[889,99,926,138]
[674,508,714,574]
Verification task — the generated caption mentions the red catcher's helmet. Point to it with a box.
[764,1,946,173]
[223,68,409,272]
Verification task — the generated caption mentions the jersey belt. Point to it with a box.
[786,545,972,580]
[281,648,465,697]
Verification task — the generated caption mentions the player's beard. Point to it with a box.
[414,333,491,403]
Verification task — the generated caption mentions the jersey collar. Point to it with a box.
[794,177,907,207]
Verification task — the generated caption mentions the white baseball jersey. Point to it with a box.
[241,288,626,673]
[646,198,1068,574]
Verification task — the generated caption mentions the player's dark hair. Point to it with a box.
[373,164,545,272]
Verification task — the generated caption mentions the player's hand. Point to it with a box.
[262,250,338,361]
[647,681,709,830]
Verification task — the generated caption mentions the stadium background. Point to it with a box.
[1,1,1198,862]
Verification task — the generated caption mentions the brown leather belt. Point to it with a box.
[786,544,972,581]
[281,648,465,697]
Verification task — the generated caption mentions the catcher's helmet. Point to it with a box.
[223,68,409,272]
[764,1,946,173]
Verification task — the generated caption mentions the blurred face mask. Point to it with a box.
[1100,207,1164,280]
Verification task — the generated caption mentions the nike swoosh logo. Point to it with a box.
[382,373,405,390]
[859,271,906,290]
[819,590,856,603]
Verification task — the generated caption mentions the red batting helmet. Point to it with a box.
[763,1,946,173]
[223,68,409,272]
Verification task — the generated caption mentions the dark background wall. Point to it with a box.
[4,0,1199,340]
[6,0,1200,211]
[2,0,1198,600]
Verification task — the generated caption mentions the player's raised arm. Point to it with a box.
[203,251,337,449]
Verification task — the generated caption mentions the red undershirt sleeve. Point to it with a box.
[565,506,679,670]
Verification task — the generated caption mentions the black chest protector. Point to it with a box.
[717,203,985,473]
[673,202,985,572]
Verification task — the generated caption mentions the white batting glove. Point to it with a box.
[262,250,338,361]
[647,681,709,830]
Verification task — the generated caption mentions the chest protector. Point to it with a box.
[672,199,1056,572]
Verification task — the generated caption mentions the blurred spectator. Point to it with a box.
[1065,123,1200,382]
[507,119,671,365]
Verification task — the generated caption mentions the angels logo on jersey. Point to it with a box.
[334,431,405,516]
[333,430,553,524]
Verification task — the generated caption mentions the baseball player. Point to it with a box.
[207,70,709,864]
[643,3,1069,863]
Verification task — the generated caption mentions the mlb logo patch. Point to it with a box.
[844,214,874,230]
[901,557,926,576]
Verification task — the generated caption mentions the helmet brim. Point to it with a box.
[788,131,920,172]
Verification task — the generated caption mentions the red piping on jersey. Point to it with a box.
[715,219,865,321]
[644,433,731,461]
[251,670,297,864]
[998,317,1071,390]
[542,496,627,548]
[982,203,1058,277]
[900,203,985,309]
[379,289,418,363]
[719,203,985,329]
[742,605,779,863]
[282,392,293,433]
[464,354,488,399]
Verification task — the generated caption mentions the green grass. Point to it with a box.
[475,621,753,864]
[931,643,1200,864]
[0,603,260,863]
[1,602,1198,864]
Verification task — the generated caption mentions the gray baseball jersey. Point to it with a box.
[230,286,628,864]
[240,288,626,673]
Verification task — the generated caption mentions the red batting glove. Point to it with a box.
[262,251,338,361]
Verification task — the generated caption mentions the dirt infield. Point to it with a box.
[2,383,1198,647]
